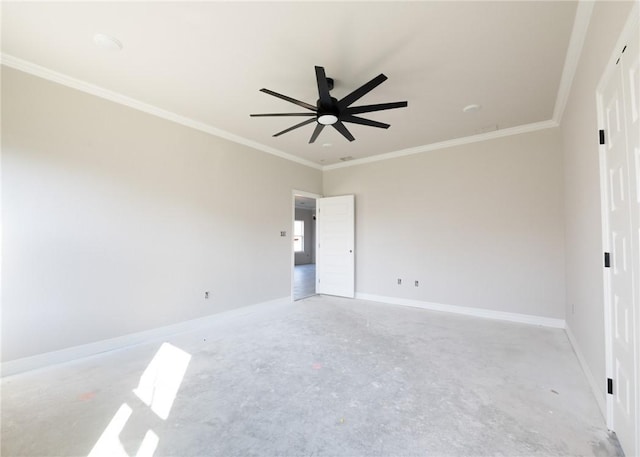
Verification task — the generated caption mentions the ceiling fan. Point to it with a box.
[250,66,408,143]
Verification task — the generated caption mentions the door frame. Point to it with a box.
[291,189,323,301]
[596,2,639,444]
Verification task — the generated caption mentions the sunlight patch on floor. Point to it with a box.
[87,342,191,457]
[87,403,132,457]
[135,430,159,457]
[133,342,192,420]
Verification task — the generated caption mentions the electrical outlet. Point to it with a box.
[414,280,419,287]
[280,231,286,237]
[204,291,210,299]
[397,278,402,285]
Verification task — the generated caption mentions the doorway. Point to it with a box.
[292,191,321,300]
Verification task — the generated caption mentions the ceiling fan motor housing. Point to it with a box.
[317,96,339,117]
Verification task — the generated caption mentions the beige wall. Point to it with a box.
[560,1,634,402]
[4,0,634,373]
[1,67,322,362]
[324,128,566,318]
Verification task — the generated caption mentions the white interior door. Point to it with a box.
[316,195,354,298]
[600,17,639,457]
[622,22,640,456]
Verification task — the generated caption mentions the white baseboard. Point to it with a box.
[565,324,606,419]
[0,294,572,376]
[1,296,291,377]
[355,293,606,419]
[355,293,566,328]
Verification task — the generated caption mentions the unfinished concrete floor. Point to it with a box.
[1,296,620,457]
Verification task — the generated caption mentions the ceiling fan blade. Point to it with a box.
[341,115,390,129]
[309,123,325,143]
[272,118,316,137]
[250,113,316,117]
[315,66,332,107]
[260,88,317,111]
[332,121,355,142]
[338,73,388,109]
[346,101,408,115]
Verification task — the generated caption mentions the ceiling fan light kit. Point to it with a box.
[250,66,407,143]
[317,114,338,125]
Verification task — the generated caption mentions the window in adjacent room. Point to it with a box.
[294,220,304,252]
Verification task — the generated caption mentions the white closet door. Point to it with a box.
[600,18,639,457]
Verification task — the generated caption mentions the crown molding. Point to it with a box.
[0,54,323,171]
[3,45,572,173]
[552,0,595,124]
[324,0,594,172]
[322,119,559,171]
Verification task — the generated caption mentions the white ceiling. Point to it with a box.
[1,1,578,167]
[295,196,316,211]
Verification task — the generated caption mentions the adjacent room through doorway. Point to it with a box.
[293,194,317,300]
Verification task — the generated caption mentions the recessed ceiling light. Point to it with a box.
[322,143,332,148]
[463,104,481,113]
[93,33,123,51]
